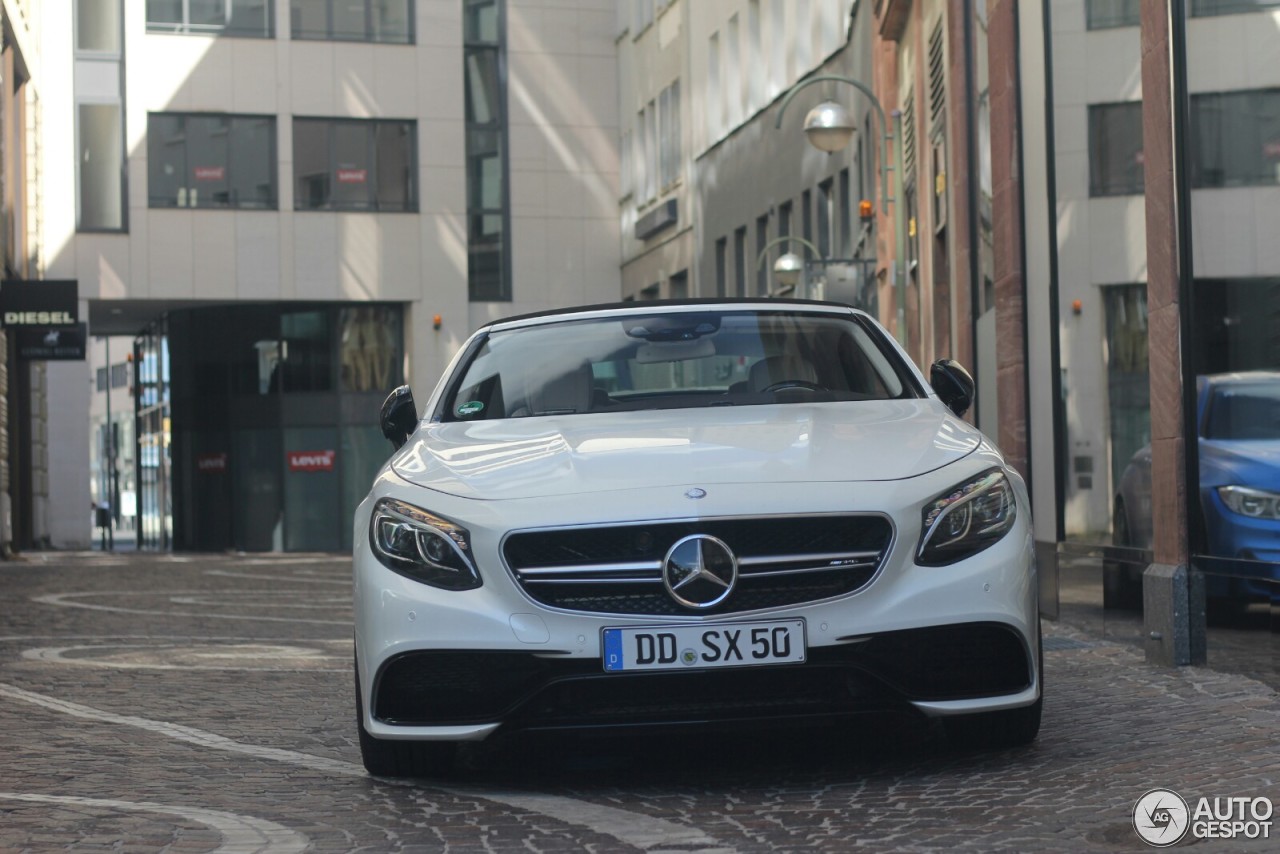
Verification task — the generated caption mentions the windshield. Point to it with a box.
[441,310,916,422]
[1203,382,1280,441]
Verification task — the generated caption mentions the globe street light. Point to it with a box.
[773,252,805,288]
[756,235,822,296]
[803,100,856,154]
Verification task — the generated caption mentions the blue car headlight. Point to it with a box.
[917,469,1017,566]
[1217,486,1280,520]
[369,498,481,590]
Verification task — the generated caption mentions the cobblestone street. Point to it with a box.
[0,552,1276,852]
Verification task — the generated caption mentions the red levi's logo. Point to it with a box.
[194,166,226,181]
[336,168,367,184]
[196,452,228,472]
[288,450,336,472]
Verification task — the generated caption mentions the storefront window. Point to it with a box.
[339,307,402,392]
[280,310,333,392]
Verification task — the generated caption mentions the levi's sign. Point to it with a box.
[196,452,228,473]
[0,280,78,328]
[288,450,335,472]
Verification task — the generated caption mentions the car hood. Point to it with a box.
[389,400,984,500]
[1199,438,1280,488]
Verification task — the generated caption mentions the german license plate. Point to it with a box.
[602,619,806,672]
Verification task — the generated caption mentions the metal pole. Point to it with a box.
[104,337,114,551]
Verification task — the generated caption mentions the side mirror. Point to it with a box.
[380,385,419,450]
[930,359,975,417]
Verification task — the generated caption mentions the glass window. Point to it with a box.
[1088,102,1145,196]
[147,0,274,37]
[1191,89,1280,189]
[148,113,277,209]
[339,306,403,392]
[78,103,125,231]
[839,167,852,257]
[290,0,414,43]
[280,310,332,392]
[97,367,109,392]
[1191,0,1280,16]
[465,0,509,301]
[802,189,813,245]
[282,427,340,551]
[755,214,769,296]
[291,118,417,212]
[77,0,122,52]
[658,80,681,188]
[1085,0,1140,29]
[715,237,727,297]
[734,227,747,297]
[817,178,833,258]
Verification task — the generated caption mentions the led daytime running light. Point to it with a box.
[370,498,480,590]
[917,469,1016,565]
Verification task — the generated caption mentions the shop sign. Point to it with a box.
[196,452,228,473]
[288,450,336,472]
[194,166,226,181]
[16,323,86,361]
[336,168,368,184]
[0,279,79,328]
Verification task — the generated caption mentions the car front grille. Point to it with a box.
[502,514,894,616]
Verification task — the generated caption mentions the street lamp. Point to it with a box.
[756,235,822,296]
[775,75,894,214]
[803,100,856,153]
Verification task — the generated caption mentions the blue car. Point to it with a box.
[1112,371,1280,607]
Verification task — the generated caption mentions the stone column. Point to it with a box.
[1139,0,1205,666]
[986,0,1029,484]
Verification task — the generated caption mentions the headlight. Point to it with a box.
[1218,485,1280,520]
[917,469,1017,566]
[369,498,481,590]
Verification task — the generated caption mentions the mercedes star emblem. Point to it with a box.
[663,534,738,609]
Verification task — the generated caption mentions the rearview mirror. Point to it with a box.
[380,385,419,450]
[930,359,974,417]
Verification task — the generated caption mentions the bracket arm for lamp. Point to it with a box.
[774,75,895,215]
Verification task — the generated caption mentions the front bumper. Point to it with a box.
[355,467,1040,741]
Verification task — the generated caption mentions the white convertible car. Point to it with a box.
[354,300,1040,776]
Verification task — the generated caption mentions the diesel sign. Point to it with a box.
[4,311,76,326]
[0,280,79,328]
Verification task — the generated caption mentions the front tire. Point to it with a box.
[943,620,1042,750]
[942,696,1042,750]
[355,663,456,778]
[1104,499,1142,610]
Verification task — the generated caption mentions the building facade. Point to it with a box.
[44,0,620,550]
[0,0,47,555]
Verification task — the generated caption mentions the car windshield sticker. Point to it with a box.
[456,400,485,417]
